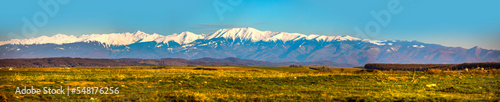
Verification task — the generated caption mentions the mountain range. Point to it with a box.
[1,27,499,66]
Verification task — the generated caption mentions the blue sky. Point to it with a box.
[1,0,499,50]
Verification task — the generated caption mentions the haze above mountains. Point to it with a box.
[1,27,499,66]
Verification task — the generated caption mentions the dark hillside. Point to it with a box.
[364,62,500,71]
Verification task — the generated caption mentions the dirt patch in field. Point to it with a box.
[38,82,55,84]
[419,76,428,79]
[111,81,148,85]
[65,81,95,86]
[387,76,410,81]
[0,85,14,88]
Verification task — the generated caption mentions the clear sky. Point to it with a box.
[1,0,499,50]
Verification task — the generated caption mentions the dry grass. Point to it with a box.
[0,66,498,101]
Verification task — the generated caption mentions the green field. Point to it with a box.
[0,66,499,101]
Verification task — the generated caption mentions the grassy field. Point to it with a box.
[0,66,498,101]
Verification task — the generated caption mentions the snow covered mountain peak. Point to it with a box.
[167,31,205,44]
[179,31,197,36]
[338,35,361,41]
[223,27,259,32]
[133,30,148,36]
[204,27,367,42]
[134,30,145,34]
[206,27,277,42]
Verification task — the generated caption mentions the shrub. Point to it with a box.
[426,68,443,74]
[355,69,382,74]
[289,65,303,68]
[309,66,333,72]
[193,67,217,70]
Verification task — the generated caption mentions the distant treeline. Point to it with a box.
[0,57,245,68]
[364,62,500,71]
[0,57,356,68]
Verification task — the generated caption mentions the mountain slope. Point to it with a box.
[1,27,499,66]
